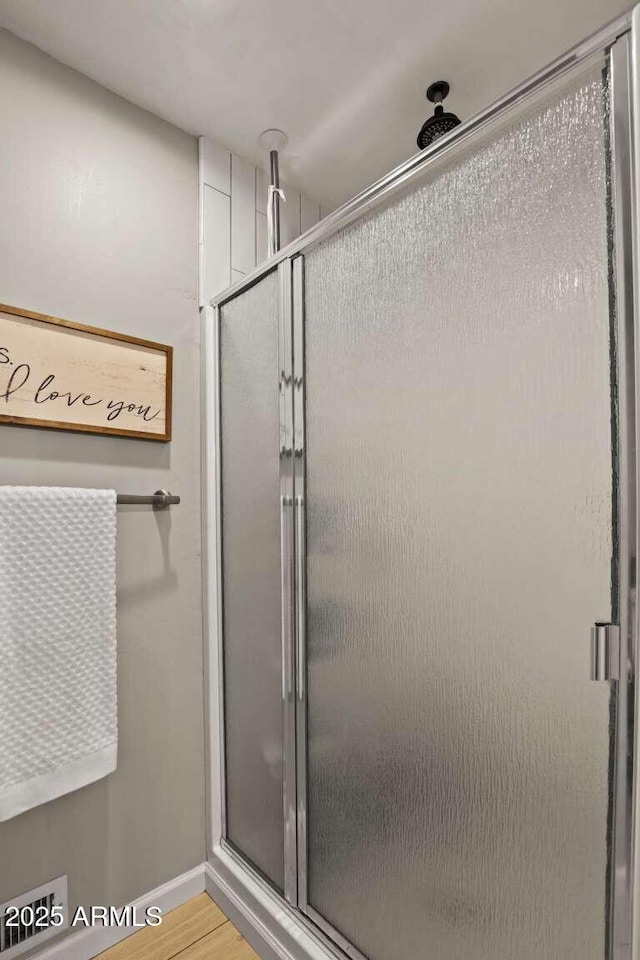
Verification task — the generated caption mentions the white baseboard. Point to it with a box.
[32,863,206,960]
[29,848,340,960]
[204,844,339,960]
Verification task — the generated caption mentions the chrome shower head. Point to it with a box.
[417,80,461,150]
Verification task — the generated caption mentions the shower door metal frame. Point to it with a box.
[280,257,299,904]
[609,32,635,960]
[209,261,298,899]
[205,10,640,960]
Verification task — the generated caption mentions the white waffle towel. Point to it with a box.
[0,487,117,821]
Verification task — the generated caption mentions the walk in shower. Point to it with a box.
[204,11,640,960]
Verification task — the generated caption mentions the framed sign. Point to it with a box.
[0,303,172,441]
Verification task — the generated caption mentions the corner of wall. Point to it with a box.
[198,136,324,306]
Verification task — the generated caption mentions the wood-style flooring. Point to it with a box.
[94,893,260,960]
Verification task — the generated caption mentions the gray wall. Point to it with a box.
[0,27,204,922]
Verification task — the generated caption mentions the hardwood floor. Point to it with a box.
[93,893,260,960]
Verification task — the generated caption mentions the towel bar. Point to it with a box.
[116,489,179,509]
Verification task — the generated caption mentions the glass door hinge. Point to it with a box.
[590,623,621,681]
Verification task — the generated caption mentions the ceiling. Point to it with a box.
[0,0,630,206]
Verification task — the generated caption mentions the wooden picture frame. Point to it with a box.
[0,303,172,442]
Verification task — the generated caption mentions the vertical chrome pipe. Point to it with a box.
[269,149,281,257]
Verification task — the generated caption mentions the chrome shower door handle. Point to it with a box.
[280,494,295,702]
[295,495,306,701]
[590,623,621,681]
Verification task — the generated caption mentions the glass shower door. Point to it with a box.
[219,270,285,890]
[301,64,616,960]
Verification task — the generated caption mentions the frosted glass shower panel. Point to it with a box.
[220,271,284,890]
[304,71,613,960]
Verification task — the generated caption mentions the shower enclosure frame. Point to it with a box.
[202,8,640,960]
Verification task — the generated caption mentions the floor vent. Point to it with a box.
[0,877,68,959]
